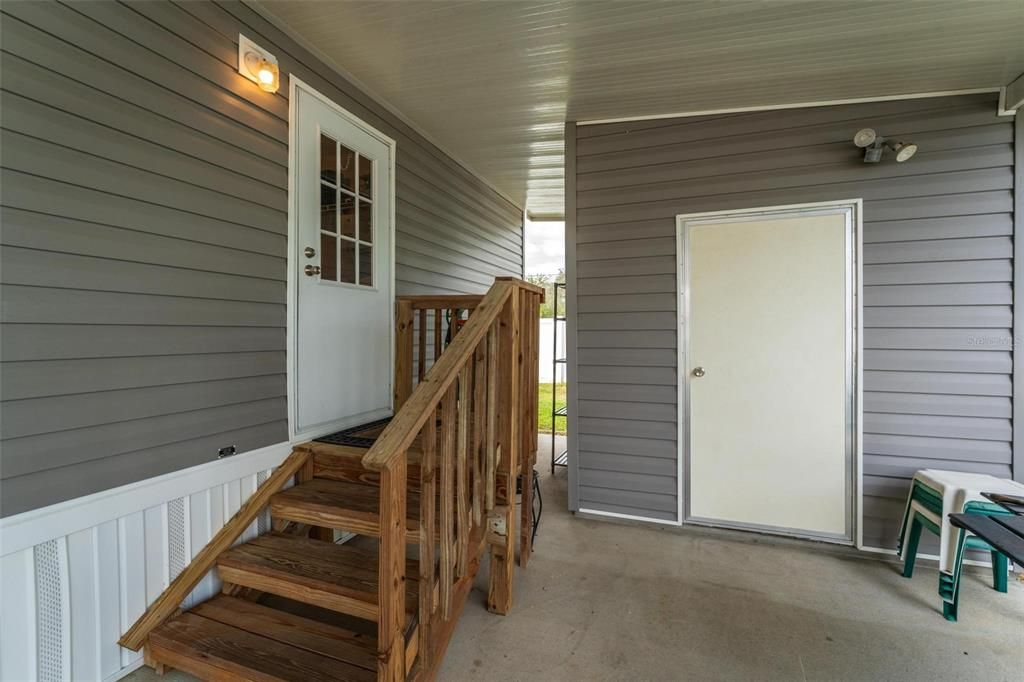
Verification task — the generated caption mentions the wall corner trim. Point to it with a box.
[1001,74,1024,115]
[0,441,294,557]
[564,120,580,512]
[1013,113,1023,483]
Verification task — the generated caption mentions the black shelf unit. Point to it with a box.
[551,281,568,473]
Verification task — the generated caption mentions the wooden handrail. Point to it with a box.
[494,276,545,296]
[119,448,310,650]
[397,294,485,310]
[362,281,516,471]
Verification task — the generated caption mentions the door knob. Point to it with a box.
[304,246,316,258]
[304,264,321,277]
[692,366,706,377]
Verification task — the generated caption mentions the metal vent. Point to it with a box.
[34,540,65,682]
[256,470,269,534]
[167,497,188,580]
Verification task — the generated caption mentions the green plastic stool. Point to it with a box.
[898,481,1010,622]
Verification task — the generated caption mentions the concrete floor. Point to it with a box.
[129,438,1023,682]
[437,460,1023,681]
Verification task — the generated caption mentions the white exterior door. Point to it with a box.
[290,82,394,441]
[679,202,858,542]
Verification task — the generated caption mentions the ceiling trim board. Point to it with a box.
[577,88,1010,127]
[527,212,567,222]
[246,0,524,212]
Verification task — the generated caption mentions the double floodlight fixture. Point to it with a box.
[853,128,917,163]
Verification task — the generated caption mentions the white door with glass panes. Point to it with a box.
[291,83,394,440]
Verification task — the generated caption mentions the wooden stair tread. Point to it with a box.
[147,607,376,682]
[192,595,377,671]
[272,479,422,536]
[217,533,420,623]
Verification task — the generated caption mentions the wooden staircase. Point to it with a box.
[118,278,543,681]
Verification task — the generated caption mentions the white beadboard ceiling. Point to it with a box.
[259,0,1024,215]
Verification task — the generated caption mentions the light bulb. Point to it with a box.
[894,142,917,163]
[853,128,877,148]
[243,51,279,93]
[256,58,278,92]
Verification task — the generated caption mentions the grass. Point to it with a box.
[538,383,567,434]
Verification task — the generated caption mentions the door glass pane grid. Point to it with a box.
[355,152,373,285]
[319,134,375,288]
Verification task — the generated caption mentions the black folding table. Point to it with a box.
[948,511,1024,566]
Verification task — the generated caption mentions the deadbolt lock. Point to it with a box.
[304,264,321,277]
[304,246,316,258]
[692,367,706,377]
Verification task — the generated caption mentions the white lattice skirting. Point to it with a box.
[0,441,292,682]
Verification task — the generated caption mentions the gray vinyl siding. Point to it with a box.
[569,93,1017,544]
[0,0,522,516]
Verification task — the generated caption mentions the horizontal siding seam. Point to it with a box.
[2,393,288,446]
[0,9,289,152]
[1,281,287,308]
[1,205,288,263]
[1,244,286,287]
[1,167,288,238]
[0,48,288,170]
[577,167,1013,215]
[0,419,291,487]
[577,142,1013,195]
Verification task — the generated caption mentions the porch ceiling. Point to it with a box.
[258,0,1024,216]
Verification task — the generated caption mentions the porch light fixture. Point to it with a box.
[853,128,918,163]
[238,34,279,93]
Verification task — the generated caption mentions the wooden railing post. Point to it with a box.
[377,455,407,682]
[488,290,520,615]
[520,292,539,567]
[395,299,414,412]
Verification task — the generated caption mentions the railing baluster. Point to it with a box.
[472,343,485,528]
[439,386,456,619]
[418,418,437,669]
[434,308,443,362]
[418,308,427,382]
[455,364,471,577]
[395,300,414,412]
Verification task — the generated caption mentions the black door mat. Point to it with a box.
[313,417,393,448]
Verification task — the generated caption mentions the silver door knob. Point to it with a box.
[304,264,321,277]
[304,246,316,258]
[692,367,706,377]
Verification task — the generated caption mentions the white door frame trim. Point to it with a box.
[675,199,864,545]
[286,75,398,443]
